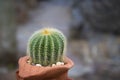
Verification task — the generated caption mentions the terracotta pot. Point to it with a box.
[16,56,74,80]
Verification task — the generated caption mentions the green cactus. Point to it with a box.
[27,28,66,66]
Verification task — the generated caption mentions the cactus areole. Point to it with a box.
[27,28,66,66]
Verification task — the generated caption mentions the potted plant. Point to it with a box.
[16,28,74,80]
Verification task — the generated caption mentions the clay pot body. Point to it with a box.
[16,56,74,80]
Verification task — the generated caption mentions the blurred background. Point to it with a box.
[0,0,120,80]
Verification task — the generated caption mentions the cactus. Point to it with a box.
[27,28,66,66]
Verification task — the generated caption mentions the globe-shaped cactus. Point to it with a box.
[27,28,66,66]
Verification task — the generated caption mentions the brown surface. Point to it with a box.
[16,56,74,80]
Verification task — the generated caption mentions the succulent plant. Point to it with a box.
[27,28,66,66]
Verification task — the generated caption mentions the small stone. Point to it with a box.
[56,62,63,66]
[31,63,35,65]
[36,64,41,67]
[27,60,30,63]
[52,64,56,67]
[61,62,64,65]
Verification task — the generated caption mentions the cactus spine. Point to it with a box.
[27,28,66,66]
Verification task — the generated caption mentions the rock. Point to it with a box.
[36,64,41,67]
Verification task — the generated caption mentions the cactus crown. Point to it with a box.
[27,28,66,66]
